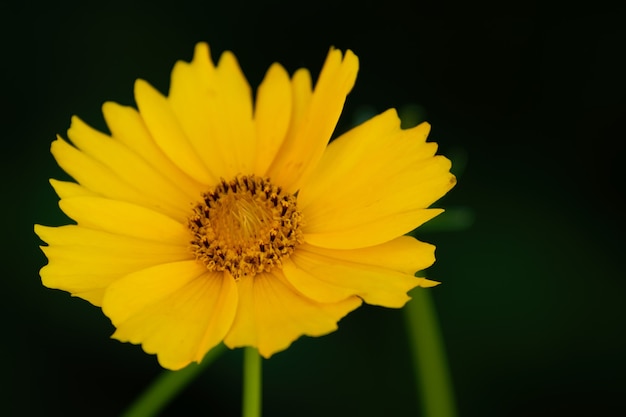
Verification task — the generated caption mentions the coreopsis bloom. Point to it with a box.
[35,43,456,370]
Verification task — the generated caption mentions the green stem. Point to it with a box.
[242,347,262,417]
[121,344,227,417]
[404,288,457,417]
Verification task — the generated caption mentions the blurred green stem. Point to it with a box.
[121,344,226,417]
[404,288,457,417]
[242,347,262,417]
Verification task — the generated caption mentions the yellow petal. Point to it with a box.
[102,101,205,200]
[299,109,456,249]
[35,225,190,305]
[66,116,194,220]
[306,235,435,274]
[168,44,256,180]
[224,272,361,358]
[282,238,437,306]
[51,137,157,209]
[58,196,189,243]
[304,209,443,249]
[134,79,215,185]
[267,48,359,192]
[213,50,257,174]
[103,262,238,370]
[253,63,292,175]
[35,224,188,252]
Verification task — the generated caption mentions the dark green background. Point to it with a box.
[3,2,625,416]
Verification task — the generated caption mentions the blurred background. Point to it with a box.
[3,2,625,416]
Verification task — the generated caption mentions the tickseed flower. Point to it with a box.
[35,43,456,370]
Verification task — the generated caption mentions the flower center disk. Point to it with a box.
[188,175,303,279]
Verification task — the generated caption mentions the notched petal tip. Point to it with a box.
[327,46,359,64]
[321,47,359,92]
[51,134,65,151]
[343,48,359,71]
[33,224,50,246]
[134,78,158,98]
[193,42,211,62]
[413,121,431,139]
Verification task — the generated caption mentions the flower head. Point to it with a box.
[35,43,456,370]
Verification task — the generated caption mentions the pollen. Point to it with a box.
[188,175,304,279]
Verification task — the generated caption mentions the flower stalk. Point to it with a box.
[405,287,457,417]
[242,347,263,417]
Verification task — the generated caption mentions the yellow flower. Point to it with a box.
[35,43,456,370]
